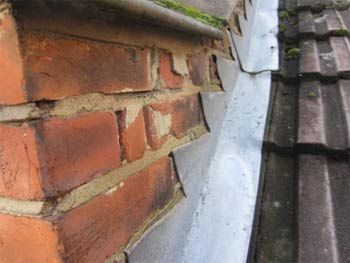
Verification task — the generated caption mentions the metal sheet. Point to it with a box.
[175,57,239,195]
[127,60,272,263]
[231,0,279,72]
[181,71,271,263]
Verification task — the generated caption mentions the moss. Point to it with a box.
[286,48,301,59]
[308,91,317,98]
[279,9,296,20]
[333,29,350,36]
[154,0,226,28]
[279,10,290,19]
[279,22,286,33]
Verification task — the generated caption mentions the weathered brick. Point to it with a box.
[55,157,175,263]
[0,157,175,263]
[23,34,151,101]
[144,95,203,150]
[0,9,27,105]
[168,95,203,137]
[0,213,63,263]
[0,111,121,200]
[187,53,210,86]
[35,111,121,196]
[202,38,225,52]
[159,51,184,89]
[0,123,43,200]
[143,106,170,150]
[118,107,147,162]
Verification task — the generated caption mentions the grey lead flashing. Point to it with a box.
[99,0,223,39]
[231,0,279,72]
[126,0,279,261]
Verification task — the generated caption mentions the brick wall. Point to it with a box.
[0,2,230,262]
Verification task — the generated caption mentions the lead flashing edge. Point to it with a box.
[98,0,223,39]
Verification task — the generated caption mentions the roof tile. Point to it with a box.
[298,154,339,263]
[299,9,350,36]
[264,81,297,151]
[257,0,350,261]
[265,80,350,154]
[299,37,350,79]
[297,0,349,11]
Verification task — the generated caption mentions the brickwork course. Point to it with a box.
[0,0,233,262]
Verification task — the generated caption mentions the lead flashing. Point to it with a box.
[98,0,223,39]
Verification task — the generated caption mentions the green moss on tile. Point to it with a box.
[279,22,286,33]
[308,91,317,98]
[279,9,296,20]
[286,48,301,60]
[333,29,350,36]
[154,0,226,28]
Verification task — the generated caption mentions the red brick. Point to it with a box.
[35,111,121,196]
[0,111,121,200]
[202,38,225,52]
[143,106,169,150]
[0,157,175,263]
[187,53,210,86]
[118,108,147,162]
[0,9,27,105]
[23,34,151,101]
[60,157,173,263]
[159,52,184,89]
[212,40,225,52]
[55,157,174,263]
[144,95,203,150]
[0,213,63,263]
[168,95,203,137]
[0,123,43,200]
[0,157,174,263]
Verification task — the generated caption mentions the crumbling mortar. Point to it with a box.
[0,81,200,123]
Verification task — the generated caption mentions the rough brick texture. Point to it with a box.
[188,53,210,86]
[0,157,175,263]
[0,9,26,105]
[23,34,151,101]
[35,111,121,196]
[0,111,121,200]
[118,108,147,162]
[144,95,203,150]
[0,213,63,263]
[0,123,43,200]
[0,4,215,262]
[159,51,184,89]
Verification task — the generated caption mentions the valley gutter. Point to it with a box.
[125,0,279,262]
